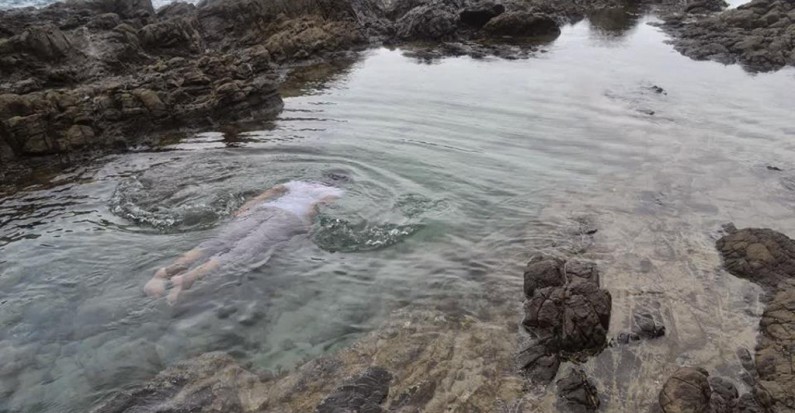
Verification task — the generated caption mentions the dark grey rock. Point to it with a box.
[519,256,610,382]
[483,11,560,37]
[557,369,599,413]
[658,367,711,413]
[315,366,393,413]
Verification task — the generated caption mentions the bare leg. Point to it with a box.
[144,248,205,297]
[167,258,222,305]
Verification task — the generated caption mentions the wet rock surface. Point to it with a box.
[711,226,795,412]
[663,0,795,72]
[658,367,711,413]
[518,256,611,382]
[0,0,657,162]
[315,367,392,413]
[93,306,535,412]
[556,369,600,413]
[716,226,795,292]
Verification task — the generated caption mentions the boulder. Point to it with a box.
[395,4,459,40]
[658,367,711,413]
[483,11,560,37]
[716,227,795,293]
[519,256,611,382]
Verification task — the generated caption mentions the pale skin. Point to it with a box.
[144,184,338,305]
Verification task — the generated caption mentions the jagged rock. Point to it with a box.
[315,367,392,413]
[14,25,74,60]
[519,256,611,382]
[659,367,711,413]
[664,0,795,72]
[482,11,560,37]
[139,16,203,53]
[684,0,728,14]
[395,4,459,40]
[557,369,600,413]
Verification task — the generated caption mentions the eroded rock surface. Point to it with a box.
[315,367,392,413]
[714,226,795,412]
[94,307,537,412]
[0,0,652,161]
[518,256,611,382]
[663,0,795,72]
[716,226,795,292]
[658,367,711,413]
[556,369,600,413]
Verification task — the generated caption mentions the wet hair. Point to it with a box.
[321,169,353,186]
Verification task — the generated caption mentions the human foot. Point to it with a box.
[143,277,167,297]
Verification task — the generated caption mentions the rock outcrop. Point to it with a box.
[517,256,611,382]
[0,0,369,158]
[663,0,795,72]
[709,226,795,412]
[2,0,652,161]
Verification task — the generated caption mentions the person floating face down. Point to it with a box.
[144,181,344,304]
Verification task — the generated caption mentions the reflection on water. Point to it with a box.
[587,3,643,41]
[2,12,795,413]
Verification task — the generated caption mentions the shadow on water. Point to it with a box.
[586,2,644,41]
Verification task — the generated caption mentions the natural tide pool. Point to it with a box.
[1,12,795,413]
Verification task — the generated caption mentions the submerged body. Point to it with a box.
[144,181,343,303]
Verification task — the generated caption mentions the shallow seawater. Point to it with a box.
[2,12,795,413]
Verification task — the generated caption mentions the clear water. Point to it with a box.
[2,12,795,413]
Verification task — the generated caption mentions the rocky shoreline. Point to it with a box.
[661,0,795,72]
[5,0,792,168]
[0,0,616,162]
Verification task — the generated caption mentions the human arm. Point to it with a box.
[233,184,287,217]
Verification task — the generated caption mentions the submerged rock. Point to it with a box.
[93,352,270,413]
[556,369,600,413]
[519,256,611,382]
[315,367,392,413]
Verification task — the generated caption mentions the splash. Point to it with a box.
[312,215,421,253]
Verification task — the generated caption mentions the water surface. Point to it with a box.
[2,13,795,413]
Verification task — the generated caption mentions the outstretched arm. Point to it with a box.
[234,184,287,217]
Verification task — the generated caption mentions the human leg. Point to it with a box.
[166,259,222,305]
[144,248,205,297]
